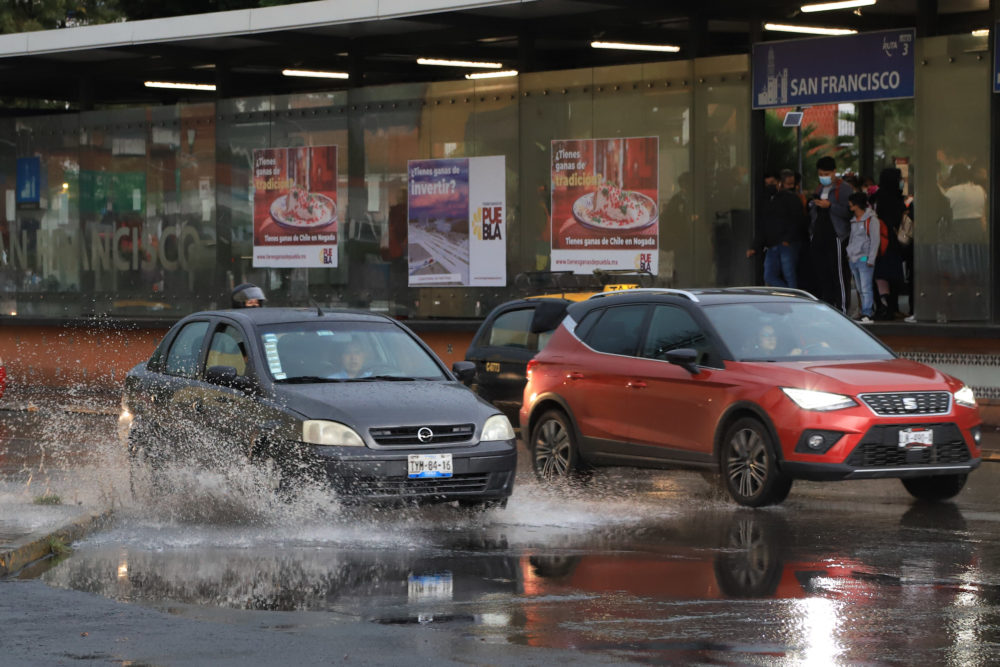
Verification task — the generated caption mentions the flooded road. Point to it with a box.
[3,403,1000,665]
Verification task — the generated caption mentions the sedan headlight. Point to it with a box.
[302,420,365,447]
[781,387,856,411]
[954,385,977,408]
[481,415,515,442]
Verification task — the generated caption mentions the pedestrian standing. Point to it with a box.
[747,171,804,287]
[846,192,880,323]
[807,156,853,313]
[870,167,907,319]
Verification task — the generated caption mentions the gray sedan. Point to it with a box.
[119,307,516,509]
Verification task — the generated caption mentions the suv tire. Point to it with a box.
[530,409,590,482]
[721,417,792,507]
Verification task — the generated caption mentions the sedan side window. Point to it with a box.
[487,308,539,351]
[206,324,248,377]
[641,306,716,366]
[582,305,648,356]
[164,321,209,378]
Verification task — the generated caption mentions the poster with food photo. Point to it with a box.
[252,145,338,268]
[550,137,659,275]
[407,156,506,287]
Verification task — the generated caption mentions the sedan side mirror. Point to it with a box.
[451,360,476,384]
[665,348,700,375]
[205,365,256,392]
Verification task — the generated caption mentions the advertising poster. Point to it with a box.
[550,137,659,275]
[252,145,338,268]
[407,156,506,286]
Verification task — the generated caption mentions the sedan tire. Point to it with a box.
[721,417,792,507]
[901,474,968,502]
[530,409,590,483]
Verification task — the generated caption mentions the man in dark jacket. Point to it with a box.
[747,171,805,288]
[808,156,853,313]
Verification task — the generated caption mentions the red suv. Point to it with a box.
[520,288,983,507]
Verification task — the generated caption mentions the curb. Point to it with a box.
[0,509,113,577]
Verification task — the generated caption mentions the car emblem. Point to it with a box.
[417,427,434,443]
[902,397,918,411]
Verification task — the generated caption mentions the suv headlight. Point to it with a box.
[481,415,515,442]
[781,387,856,411]
[954,385,977,408]
[302,420,365,447]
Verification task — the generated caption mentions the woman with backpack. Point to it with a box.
[870,167,907,320]
[846,191,882,323]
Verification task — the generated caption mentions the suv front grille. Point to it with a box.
[369,424,475,446]
[859,392,951,416]
[845,424,971,468]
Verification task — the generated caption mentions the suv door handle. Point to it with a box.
[567,371,585,380]
[626,380,647,389]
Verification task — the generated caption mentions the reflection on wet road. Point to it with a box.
[5,405,1000,664]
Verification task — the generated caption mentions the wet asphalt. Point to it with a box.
[1,403,999,665]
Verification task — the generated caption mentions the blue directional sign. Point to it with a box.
[16,157,40,206]
[753,28,916,109]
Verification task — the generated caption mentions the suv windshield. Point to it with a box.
[259,321,447,382]
[703,301,894,362]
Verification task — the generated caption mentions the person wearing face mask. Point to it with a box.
[747,171,805,287]
[808,156,853,313]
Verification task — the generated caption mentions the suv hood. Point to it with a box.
[273,380,497,427]
[745,358,959,393]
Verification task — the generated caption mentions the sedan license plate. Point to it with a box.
[408,573,453,602]
[899,427,933,449]
[408,453,453,479]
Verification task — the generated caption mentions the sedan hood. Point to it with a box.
[273,380,497,428]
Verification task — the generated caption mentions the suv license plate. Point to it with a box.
[408,453,453,478]
[898,427,933,448]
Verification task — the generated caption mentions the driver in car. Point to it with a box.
[331,342,372,379]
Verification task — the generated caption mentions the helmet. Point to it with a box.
[231,283,266,308]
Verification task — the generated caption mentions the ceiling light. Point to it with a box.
[972,28,990,37]
[465,70,518,79]
[282,69,349,79]
[417,58,502,69]
[764,23,857,36]
[801,0,875,12]
[591,41,680,53]
[144,81,216,91]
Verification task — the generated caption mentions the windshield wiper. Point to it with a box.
[345,375,419,382]
[276,376,345,384]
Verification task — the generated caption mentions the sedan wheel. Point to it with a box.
[721,417,792,507]
[531,410,588,482]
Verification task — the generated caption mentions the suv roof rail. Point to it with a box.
[587,288,700,302]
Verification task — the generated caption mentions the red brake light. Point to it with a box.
[526,359,538,379]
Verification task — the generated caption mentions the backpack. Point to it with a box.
[864,216,890,257]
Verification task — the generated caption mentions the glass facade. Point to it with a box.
[0,41,992,323]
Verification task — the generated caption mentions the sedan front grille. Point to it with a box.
[846,424,971,468]
[369,424,475,446]
[347,473,491,496]
[859,391,951,416]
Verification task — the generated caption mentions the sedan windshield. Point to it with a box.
[258,321,447,382]
[703,301,894,362]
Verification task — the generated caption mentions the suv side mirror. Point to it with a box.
[451,360,476,384]
[665,348,700,374]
